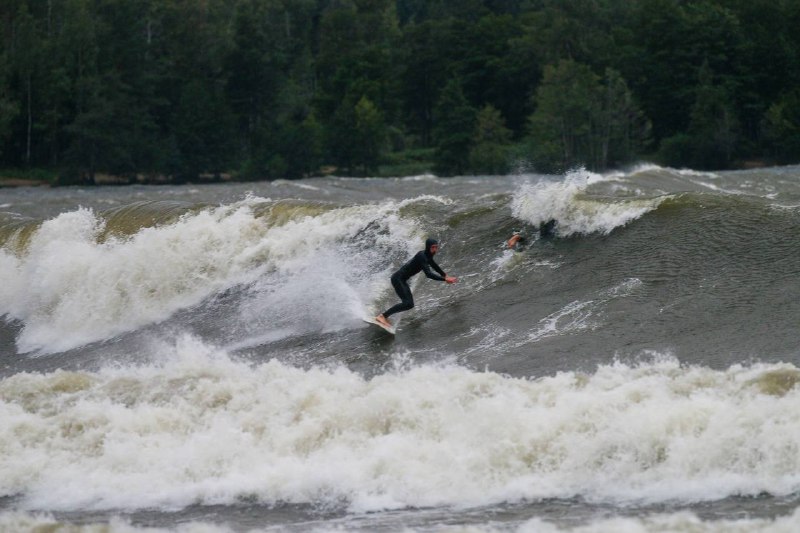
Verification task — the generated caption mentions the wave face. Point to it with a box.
[510,168,667,236]
[3,166,800,530]
[0,196,428,354]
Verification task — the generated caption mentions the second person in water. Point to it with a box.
[375,238,457,328]
[507,219,558,250]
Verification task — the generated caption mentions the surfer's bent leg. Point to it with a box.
[382,276,414,318]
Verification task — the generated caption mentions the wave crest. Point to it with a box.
[511,169,666,236]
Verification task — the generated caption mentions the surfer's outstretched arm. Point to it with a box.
[429,257,446,279]
[425,244,456,283]
[423,257,456,283]
[422,259,446,281]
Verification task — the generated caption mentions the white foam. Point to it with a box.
[4,508,800,532]
[511,170,664,236]
[625,162,665,175]
[515,508,800,533]
[0,196,427,354]
[524,278,642,344]
[400,173,439,181]
[676,168,721,179]
[3,340,800,513]
[271,179,322,191]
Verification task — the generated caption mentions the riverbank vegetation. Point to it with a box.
[1,0,799,184]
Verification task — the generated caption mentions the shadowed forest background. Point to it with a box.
[1,0,799,185]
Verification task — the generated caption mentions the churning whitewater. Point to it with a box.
[3,343,800,513]
[3,165,800,531]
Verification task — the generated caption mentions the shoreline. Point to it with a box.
[0,160,782,189]
[0,178,50,188]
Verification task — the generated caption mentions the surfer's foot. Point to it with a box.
[376,314,391,327]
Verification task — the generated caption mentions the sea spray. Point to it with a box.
[0,196,433,354]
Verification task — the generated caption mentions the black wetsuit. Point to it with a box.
[382,248,446,318]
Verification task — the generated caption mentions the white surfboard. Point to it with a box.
[362,317,396,335]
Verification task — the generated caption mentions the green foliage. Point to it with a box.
[326,92,387,176]
[433,79,476,176]
[763,90,800,164]
[686,61,740,169]
[0,0,799,179]
[280,113,324,178]
[378,147,435,177]
[526,60,647,173]
[619,0,747,145]
[353,96,386,175]
[0,167,57,182]
[0,55,18,157]
[396,20,451,146]
[527,60,598,173]
[469,105,512,175]
[658,61,740,169]
[599,68,651,168]
[326,93,360,175]
[174,80,236,179]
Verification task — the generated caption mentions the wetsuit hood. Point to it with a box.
[425,238,439,254]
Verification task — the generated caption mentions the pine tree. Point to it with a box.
[469,104,512,174]
[433,78,476,176]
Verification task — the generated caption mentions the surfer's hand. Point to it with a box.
[445,276,457,284]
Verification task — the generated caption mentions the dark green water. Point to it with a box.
[3,165,800,531]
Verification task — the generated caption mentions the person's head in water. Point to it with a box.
[425,238,439,255]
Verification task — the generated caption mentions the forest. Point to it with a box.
[1,0,800,185]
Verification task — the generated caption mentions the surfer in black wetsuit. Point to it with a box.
[375,238,457,328]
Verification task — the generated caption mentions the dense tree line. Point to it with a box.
[1,0,799,183]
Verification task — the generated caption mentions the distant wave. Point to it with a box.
[511,169,668,236]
